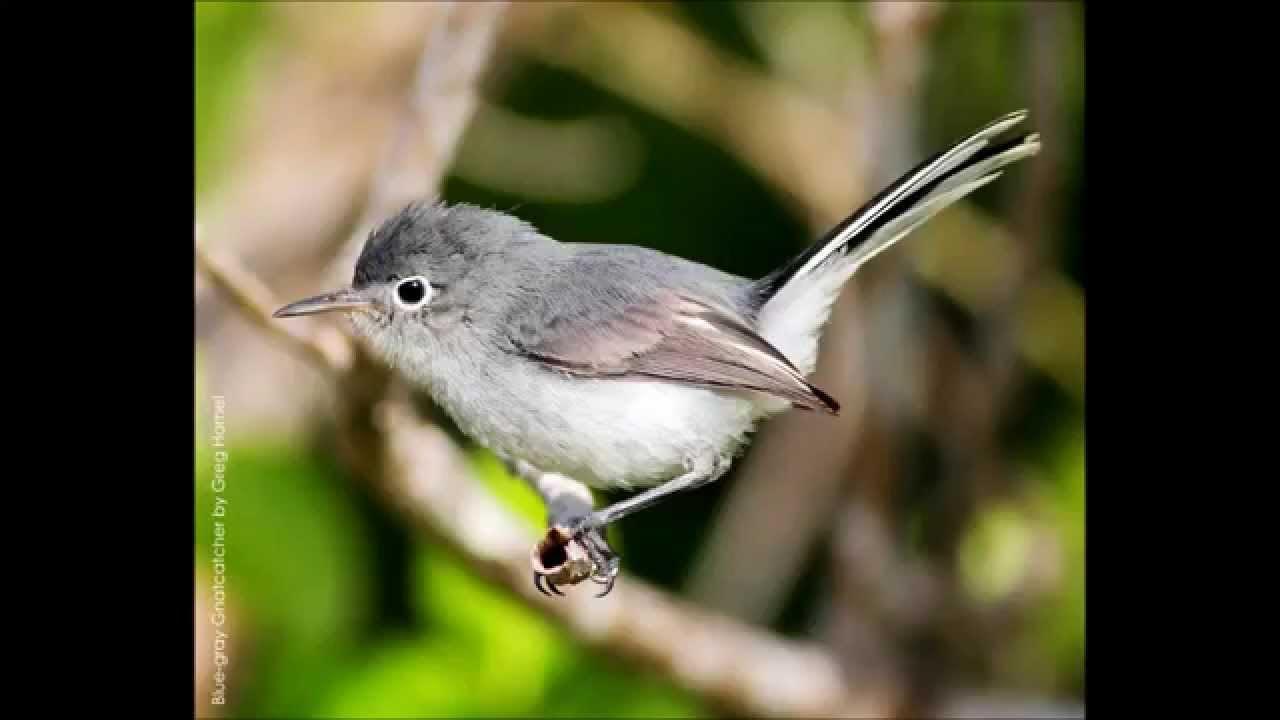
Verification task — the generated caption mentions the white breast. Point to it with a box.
[362,317,780,491]
[540,377,764,489]
[436,358,768,490]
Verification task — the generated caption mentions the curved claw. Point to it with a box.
[532,520,621,598]
[534,571,566,597]
[593,574,617,598]
[588,562,619,597]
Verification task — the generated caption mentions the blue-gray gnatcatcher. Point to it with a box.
[276,111,1040,596]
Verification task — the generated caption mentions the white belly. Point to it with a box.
[540,378,763,489]
[443,364,768,490]
[367,322,784,491]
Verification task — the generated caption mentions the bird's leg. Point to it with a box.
[546,460,729,597]
[552,456,732,591]
[504,459,620,596]
[572,454,731,536]
[506,455,729,598]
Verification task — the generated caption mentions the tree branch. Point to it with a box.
[195,231,352,377]
[322,1,509,290]
[376,397,900,718]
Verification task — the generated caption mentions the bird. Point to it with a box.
[275,110,1040,597]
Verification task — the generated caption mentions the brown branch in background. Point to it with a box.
[990,0,1071,407]
[819,4,947,713]
[198,2,451,284]
[659,2,938,645]
[682,0,883,622]
[503,1,863,229]
[195,2,511,441]
[684,293,870,622]
[323,0,509,290]
[195,234,350,377]
[376,400,898,720]
[845,2,1077,699]
[676,0,949,705]
[911,2,1078,674]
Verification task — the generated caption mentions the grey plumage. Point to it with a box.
[275,111,1041,594]
[506,249,840,413]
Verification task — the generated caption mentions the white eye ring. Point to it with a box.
[392,275,433,311]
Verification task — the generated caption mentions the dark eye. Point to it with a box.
[394,276,431,309]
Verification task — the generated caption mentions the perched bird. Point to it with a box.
[275,110,1040,597]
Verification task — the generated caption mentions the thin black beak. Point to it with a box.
[273,289,373,318]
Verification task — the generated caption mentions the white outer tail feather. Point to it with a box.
[756,113,1041,378]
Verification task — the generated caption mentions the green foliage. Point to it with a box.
[925,2,1031,150]
[1023,422,1085,693]
[467,449,632,561]
[956,418,1085,694]
[312,543,704,717]
[413,543,563,712]
[467,449,549,533]
[195,1,269,195]
[959,501,1037,604]
[195,402,375,715]
[195,442,372,650]
[194,395,694,717]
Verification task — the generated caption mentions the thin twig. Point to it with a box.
[323,1,509,290]
[195,233,352,376]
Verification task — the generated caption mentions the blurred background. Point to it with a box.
[195,1,1083,717]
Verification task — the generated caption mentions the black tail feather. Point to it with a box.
[751,111,1034,308]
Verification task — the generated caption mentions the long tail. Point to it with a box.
[752,110,1041,375]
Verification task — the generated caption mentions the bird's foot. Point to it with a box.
[530,517,620,598]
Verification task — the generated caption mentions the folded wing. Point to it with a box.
[509,289,839,414]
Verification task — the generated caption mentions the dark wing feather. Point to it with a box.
[513,290,839,414]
